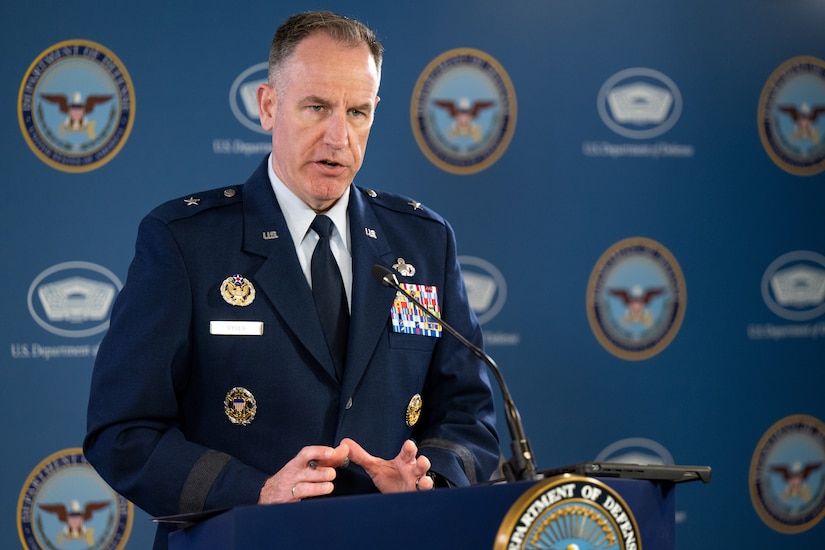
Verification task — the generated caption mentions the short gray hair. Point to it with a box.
[267,10,383,88]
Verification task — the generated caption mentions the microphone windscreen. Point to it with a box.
[371,264,395,287]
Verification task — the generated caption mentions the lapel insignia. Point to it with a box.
[408,200,422,210]
[262,230,279,240]
[393,258,416,277]
[364,227,377,239]
[184,196,200,206]
[406,394,422,427]
[220,274,256,306]
[224,387,257,426]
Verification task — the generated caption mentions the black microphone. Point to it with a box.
[371,264,539,482]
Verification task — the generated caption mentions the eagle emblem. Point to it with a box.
[608,285,665,328]
[40,91,114,139]
[220,274,256,306]
[778,102,825,144]
[433,98,495,142]
[38,499,111,546]
[770,461,823,502]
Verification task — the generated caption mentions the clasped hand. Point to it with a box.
[258,438,433,503]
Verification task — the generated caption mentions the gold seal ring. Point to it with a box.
[292,485,297,499]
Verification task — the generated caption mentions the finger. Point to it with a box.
[416,454,432,474]
[295,445,349,471]
[397,439,419,464]
[292,480,334,501]
[340,437,375,468]
[293,445,335,467]
[415,474,435,491]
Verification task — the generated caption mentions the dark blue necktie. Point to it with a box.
[310,215,349,380]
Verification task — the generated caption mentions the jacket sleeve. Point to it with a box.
[414,220,501,487]
[83,214,269,517]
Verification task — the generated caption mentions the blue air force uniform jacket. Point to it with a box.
[84,158,500,537]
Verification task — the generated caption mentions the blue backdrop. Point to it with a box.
[3,1,824,548]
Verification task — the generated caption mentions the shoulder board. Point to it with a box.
[149,186,243,223]
[356,186,444,224]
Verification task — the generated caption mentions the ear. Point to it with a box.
[257,83,276,132]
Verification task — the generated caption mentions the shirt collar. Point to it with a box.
[267,154,351,251]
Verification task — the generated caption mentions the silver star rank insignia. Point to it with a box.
[408,200,422,210]
[184,196,201,206]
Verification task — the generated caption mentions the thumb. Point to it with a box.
[340,438,374,467]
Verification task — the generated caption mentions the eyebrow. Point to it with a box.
[303,95,374,114]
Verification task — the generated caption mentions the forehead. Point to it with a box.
[280,32,380,95]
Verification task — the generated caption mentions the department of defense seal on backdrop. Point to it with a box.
[587,237,686,360]
[750,414,825,534]
[18,39,135,173]
[494,475,641,550]
[758,56,825,176]
[411,48,517,175]
[17,448,132,550]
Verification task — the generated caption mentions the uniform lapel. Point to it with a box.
[344,187,399,392]
[240,159,337,381]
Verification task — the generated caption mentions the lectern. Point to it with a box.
[167,473,693,549]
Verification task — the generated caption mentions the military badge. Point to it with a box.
[224,387,257,426]
[406,394,423,427]
[393,258,416,277]
[391,284,443,338]
[220,274,256,307]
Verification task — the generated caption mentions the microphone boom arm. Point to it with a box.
[372,264,539,482]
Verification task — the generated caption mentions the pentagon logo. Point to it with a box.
[761,250,825,321]
[18,40,135,173]
[587,237,686,360]
[27,261,122,338]
[411,48,517,175]
[597,68,683,140]
[459,255,507,325]
[229,62,268,134]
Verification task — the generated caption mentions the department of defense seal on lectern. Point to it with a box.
[494,475,641,550]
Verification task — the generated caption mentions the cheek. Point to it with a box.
[351,129,373,158]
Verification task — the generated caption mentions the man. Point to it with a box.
[84,10,500,548]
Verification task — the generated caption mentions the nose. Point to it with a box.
[323,112,349,149]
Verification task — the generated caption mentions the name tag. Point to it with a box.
[210,321,264,336]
